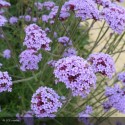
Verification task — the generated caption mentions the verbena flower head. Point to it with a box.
[0,0,11,8]
[64,0,99,20]
[43,1,55,10]
[9,16,18,25]
[78,106,93,125]
[101,4,125,34]
[103,84,125,113]
[19,49,42,71]
[54,56,96,98]
[63,48,77,57]
[0,71,12,92]
[24,15,31,22]
[0,15,7,26]
[16,110,34,125]
[32,17,37,23]
[79,106,93,117]
[93,0,111,7]
[3,49,11,59]
[42,15,49,22]
[118,72,125,85]
[59,5,70,21]
[24,24,52,51]
[31,86,62,117]
[58,36,72,46]
[87,53,115,78]
[34,2,43,10]
[48,6,59,19]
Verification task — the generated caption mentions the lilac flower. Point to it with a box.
[79,106,93,117]
[42,15,49,23]
[0,15,7,26]
[101,4,125,34]
[24,15,31,22]
[45,27,50,33]
[31,86,62,117]
[103,101,112,112]
[34,2,43,10]
[58,36,72,46]
[49,6,59,19]
[0,0,11,8]
[32,17,37,22]
[16,111,34,125]
[64,0,99,21]
[0,71,12,92]
[24,24,52,51]
[103,84,125,113]
[19,49,42,71]
[87,53,115,78]
[49,20,54,24]
[19,15,24,19]
[93,0,111,7]
[9,16,18,25]
[78,106,93,125]
[60,6,70,21]
[23,111,34,125]
[3,49,11,59]
[54,32,57,38]
[118,72,125,85]
[54,56,96,98]
[63,48,77,57]
[43,1,55,10]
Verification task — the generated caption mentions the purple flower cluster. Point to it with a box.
[34,1,55,11]
[59,5,70,21]
[16,110,34,125]
[31,86,62,117]
[49,6,59,20]
[9,16,18,25]
[101,4,125,34]
[79,106,93,117]
[93,0,111,7]
[78,106,93,125]
[19,49,42,71]
[63,48,77,57]
[63,0,99,21]
[0,71,12,92]
[103,84,125,113]
[24,15,31,22]
[0,15,7,26]
[34,2,43,10]
[0,0,11,8]
[54,56,96,98]
[43,1,55,10]
[58,36,72,46]
[118,72,125,85]
[88,53,115,78]
[24,24,52,51]
[3,49,11,59]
